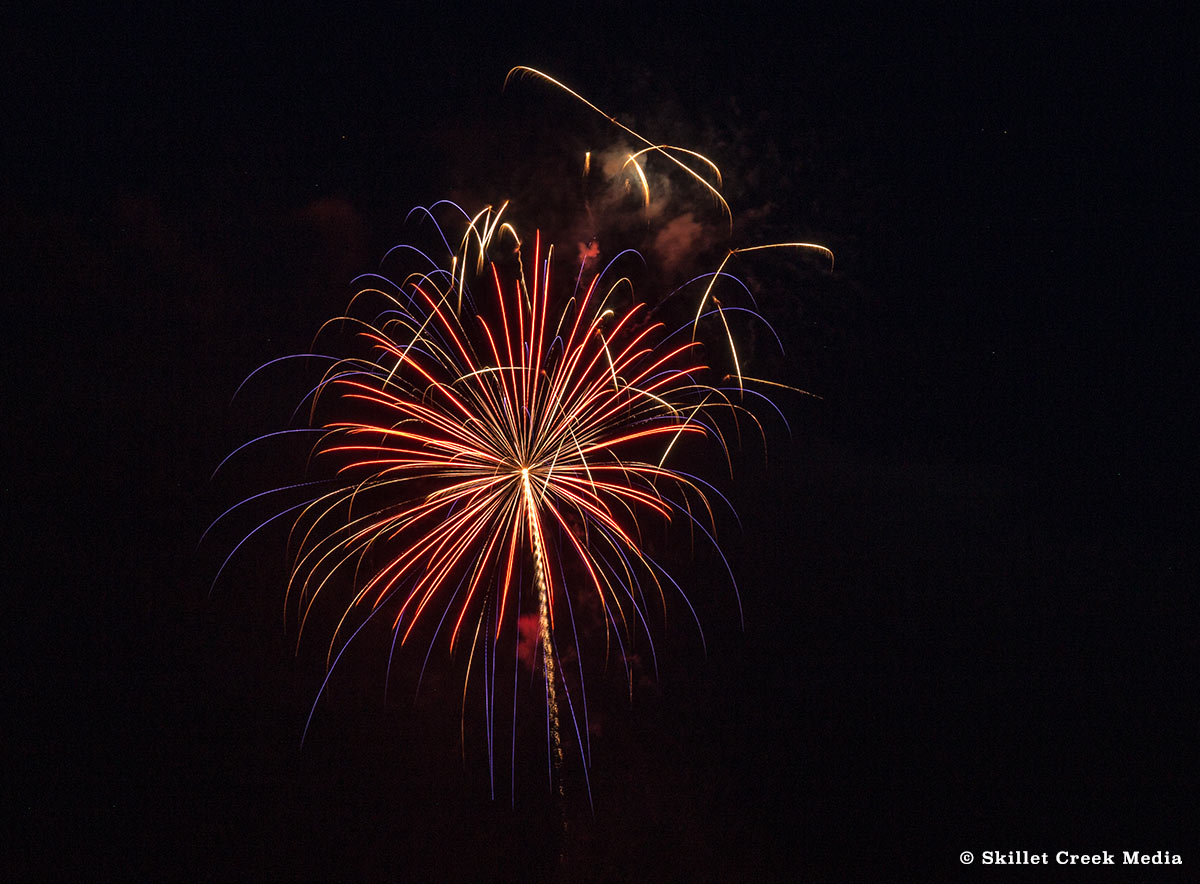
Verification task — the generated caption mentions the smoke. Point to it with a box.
[651,212,710,273]
[545,139,728,299]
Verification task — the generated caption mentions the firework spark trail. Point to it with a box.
[504,66,734,229]
[210,70,832,802]
[521,468,564,798]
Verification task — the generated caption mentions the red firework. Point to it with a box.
[210,71,831,801]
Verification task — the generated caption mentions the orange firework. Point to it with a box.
[210,71,831,800]
[302,203,742,794]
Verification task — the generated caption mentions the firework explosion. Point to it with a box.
[210,70,830,802]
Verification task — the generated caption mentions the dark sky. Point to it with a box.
[4,5,1193,882]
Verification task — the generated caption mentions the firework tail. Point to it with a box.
[521,469,569,864]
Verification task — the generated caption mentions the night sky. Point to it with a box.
[4,5,1193,882]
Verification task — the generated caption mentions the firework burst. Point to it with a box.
[210,70,831,802]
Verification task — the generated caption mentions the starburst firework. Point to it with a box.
[210,71,831,801]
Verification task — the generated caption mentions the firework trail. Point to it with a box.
[209,70,831,803]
